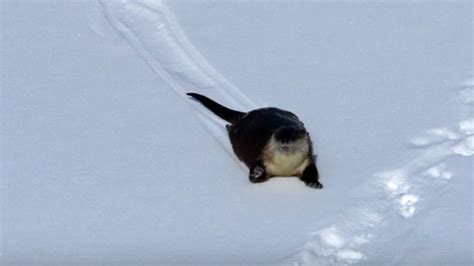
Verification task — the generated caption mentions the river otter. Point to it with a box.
[187,93,322,189]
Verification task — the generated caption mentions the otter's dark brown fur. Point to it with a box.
[187,93,322,188]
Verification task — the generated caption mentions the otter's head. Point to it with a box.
[271,126,309,153]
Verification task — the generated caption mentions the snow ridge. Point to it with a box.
[291,82,474,265]
[98,0,260,154]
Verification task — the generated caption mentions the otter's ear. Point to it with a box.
[298,128,308,137]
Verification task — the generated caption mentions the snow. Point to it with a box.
[1,0,472,265]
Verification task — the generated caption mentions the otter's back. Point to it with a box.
[228,107,305,167]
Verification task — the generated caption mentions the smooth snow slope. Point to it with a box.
[1,0,472,265]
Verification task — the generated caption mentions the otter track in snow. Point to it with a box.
[98,0,261,157]
[290,81,473,265]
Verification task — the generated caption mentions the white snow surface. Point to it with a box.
[1,0,473,265]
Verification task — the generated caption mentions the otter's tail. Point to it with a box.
[186,93,245,124]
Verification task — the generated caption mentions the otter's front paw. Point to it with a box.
[249,165,267,183]
[305,181,323,189]
[300,162,322,189]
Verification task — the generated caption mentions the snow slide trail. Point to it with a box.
[290,81,473,265]
[98,0,261,156]
[97,1,472,264]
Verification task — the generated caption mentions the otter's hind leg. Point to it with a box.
[249,161,269,183]
[300,162,323,189]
